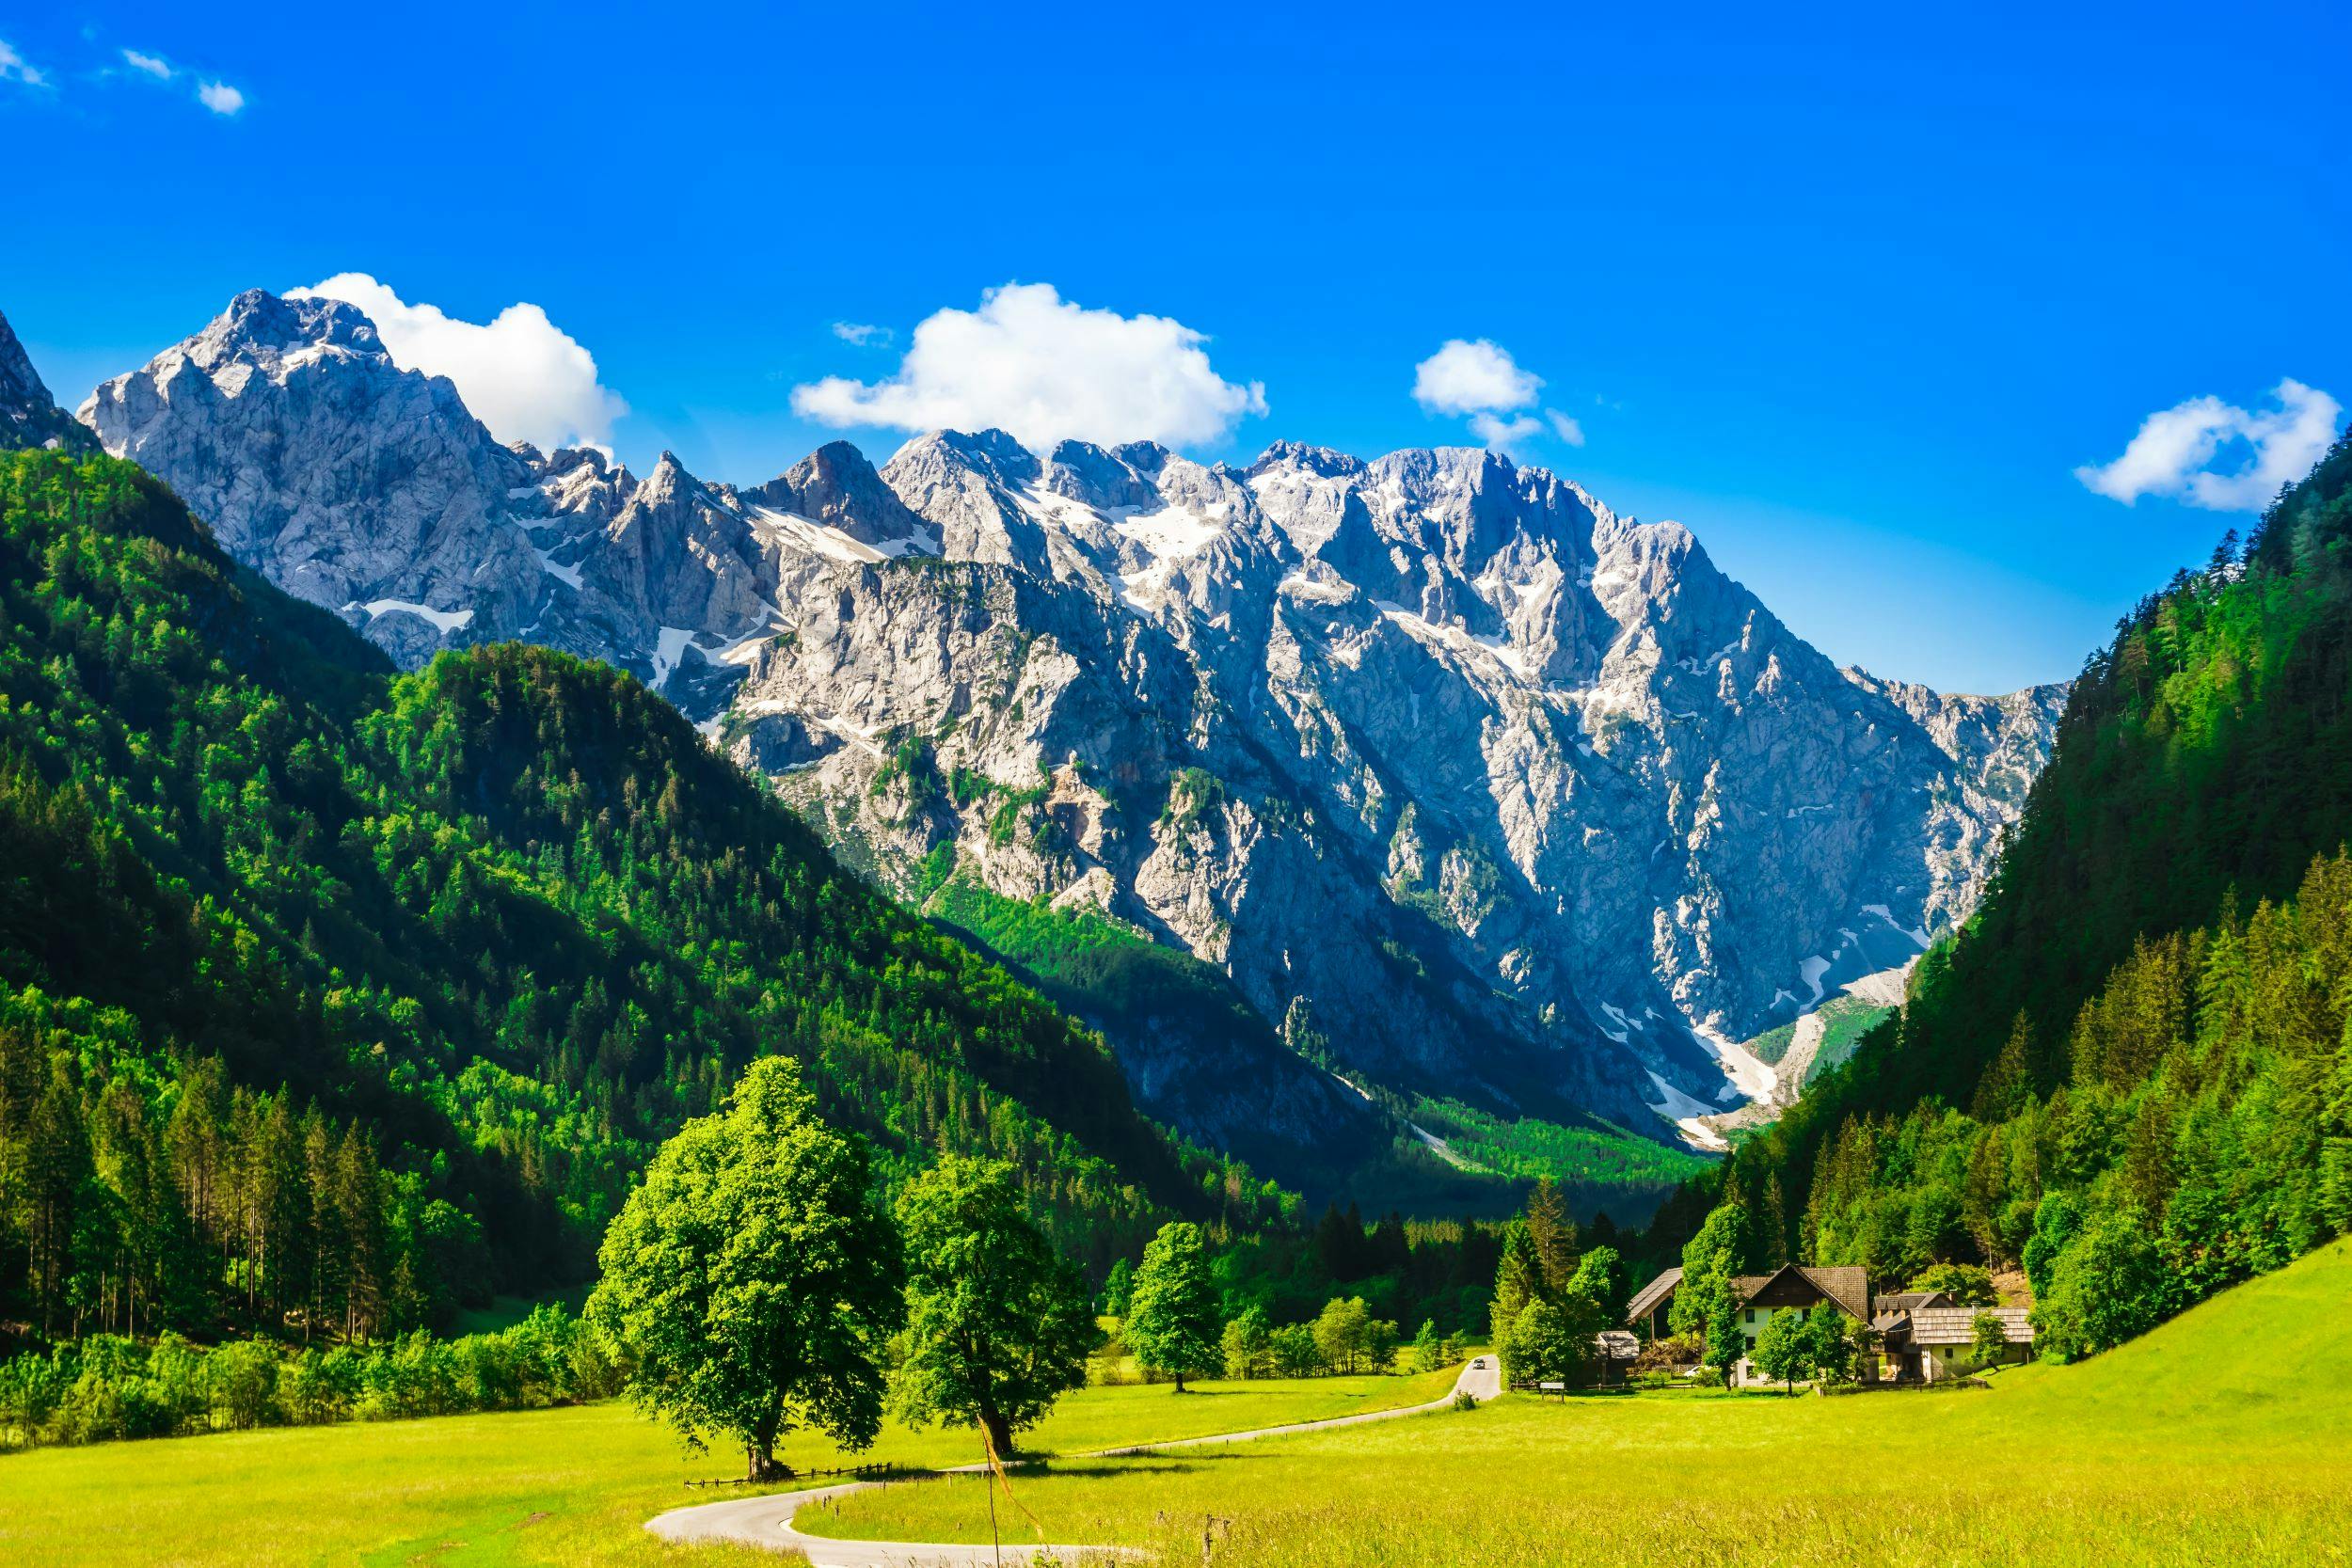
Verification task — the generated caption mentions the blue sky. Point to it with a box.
[3,2,2346,693]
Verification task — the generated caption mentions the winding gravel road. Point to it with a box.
[645,1356,1503,1566]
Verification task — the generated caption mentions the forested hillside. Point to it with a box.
[0,449,1282,1350]
[1679,423,2352,1353]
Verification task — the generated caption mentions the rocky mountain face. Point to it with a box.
[0,308,92,452]
[727,436,2066,1145]
[67,290,2065,1168]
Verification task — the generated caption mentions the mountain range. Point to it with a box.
[35,292,2064,1188]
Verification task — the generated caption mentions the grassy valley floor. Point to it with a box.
[0,1370,1455,1567]
[809,1237,2352,1567]
[4,1244,2346,1566]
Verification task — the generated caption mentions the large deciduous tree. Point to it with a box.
[586,1057,902,1480]
[889,1154,1096,1460]
[1124,1221,1220,1392]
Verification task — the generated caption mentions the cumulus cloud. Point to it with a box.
[2075,378,2342,512]
[1412,338,1590,455]
[197,79,244,116]
[121,48,172,79]
[792,282,1266,454]
[289,272,628,453]
[0,39,47,87]
[831,321,891,347]
[1413,339,1543,416]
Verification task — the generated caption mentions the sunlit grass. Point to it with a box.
[813,1239,2352,1565]
[0,1368,1455,1566]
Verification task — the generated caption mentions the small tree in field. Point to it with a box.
[1313,1297,1373,1374]
[890,1155,1097,1461]
[1125,1222,1220,1392]
[1221,1307,1272,1379]
[1806,1307,1858,1386]
[1409,1319,1441,1372]
[1969,1311,2010,1372]
[586,1057,902,1480]
[1750,1310,1813,1393]
[1269,1323,1324,1378]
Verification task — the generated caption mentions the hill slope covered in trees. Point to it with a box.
[1675,424,2352,1353]
[0,448,1283,1349]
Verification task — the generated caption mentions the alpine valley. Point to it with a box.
[54,290,2063,1203]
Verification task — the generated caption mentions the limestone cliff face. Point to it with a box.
[68,289,2063,1158]
[724,436,2067,1135]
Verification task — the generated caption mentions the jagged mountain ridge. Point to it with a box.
[68,289,2064,1161]
[735,434,2064,1146]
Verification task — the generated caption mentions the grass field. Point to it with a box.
[5,1243,2347,1567]
[810,1237,2352,1566]
[0,1368,1455,1566]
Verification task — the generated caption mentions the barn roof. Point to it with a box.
[1625,1266,1682,1325]
[1909,1306,2034,1345]
[1731,1263,1872,1322]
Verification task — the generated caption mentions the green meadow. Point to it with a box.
[5,1245,2348,1567]
[810,1238,2352,1566]
[0,1369,1454,1567]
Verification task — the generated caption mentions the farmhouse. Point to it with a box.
[1623,1263,2035,1386]
[1875,1300,2034,1382]
[1726,1263,1870,1386]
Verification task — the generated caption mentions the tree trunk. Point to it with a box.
[979,1408,1015,1463]
[1173,1371,1187,1394]
[749,1402,788,1482]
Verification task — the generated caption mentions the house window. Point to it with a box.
[1745,1307,1757,1323]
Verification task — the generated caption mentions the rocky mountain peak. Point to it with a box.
[741,438,931,547]
[0,307,91,452]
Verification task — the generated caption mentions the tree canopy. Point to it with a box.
[585,1057,902,1478]
[1124,1221,1221,1392]
[888,1153,1095,1458]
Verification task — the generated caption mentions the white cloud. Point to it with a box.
[0,39,46,87]
[831,321,891,347]
[792,282,1266,453]
[1413,339,1542,415]
[1413,338,1592,455]
[288,272,628,453]
[1469,412,1544,455]
[2075,378,2342,512]
[196,79,244,116]
[122,48,172,79]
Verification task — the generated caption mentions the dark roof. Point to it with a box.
[1731,1263,1873,1322]
[1910,1306,2033,1345]
[1874,1289,1956,1315]
[1625,1267,1682,1325]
